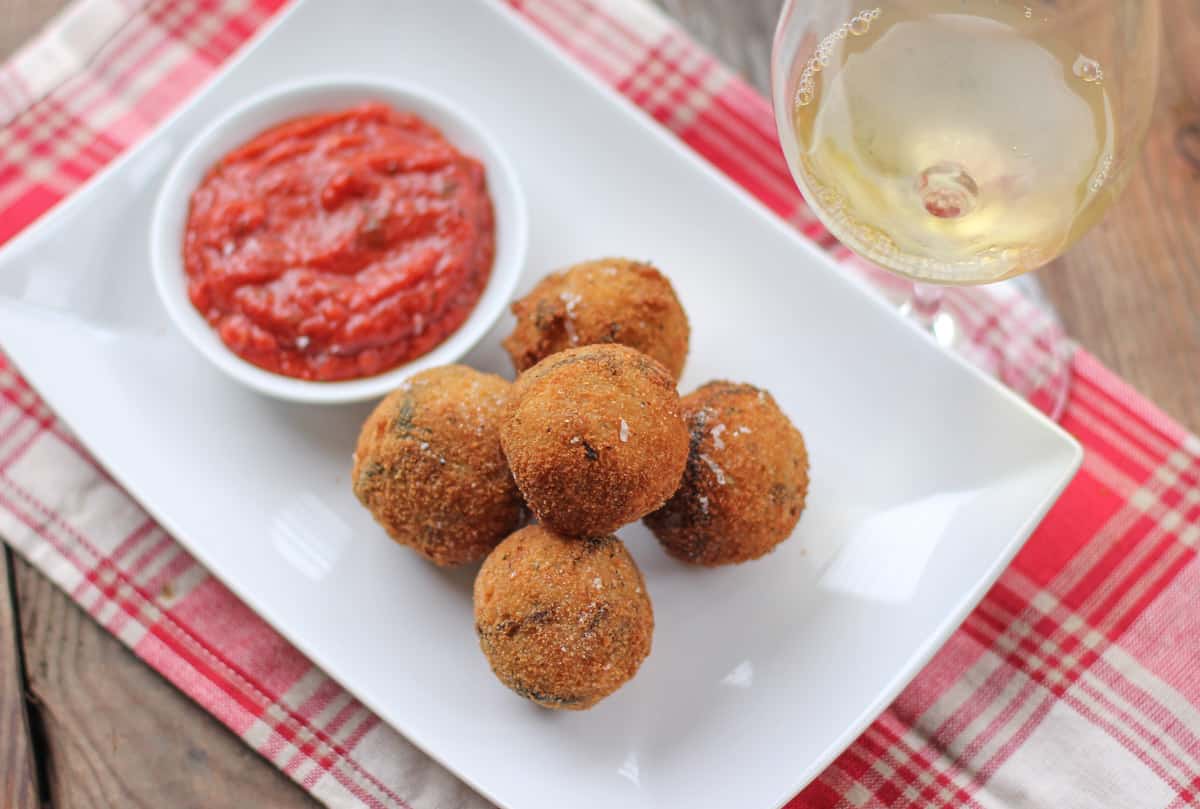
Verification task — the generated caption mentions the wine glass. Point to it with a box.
[771,0,1160,419]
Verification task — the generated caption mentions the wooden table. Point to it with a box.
[1,1,1197,806]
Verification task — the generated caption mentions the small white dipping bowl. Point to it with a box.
[150,75,527,404]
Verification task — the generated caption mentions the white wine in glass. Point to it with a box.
[772,0,1160,415]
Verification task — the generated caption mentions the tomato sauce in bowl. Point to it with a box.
[183,102,494,382]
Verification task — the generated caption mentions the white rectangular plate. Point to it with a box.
[0,2,1082,808]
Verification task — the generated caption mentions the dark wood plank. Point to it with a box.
[0,551,39,809]
[13,556,321,809]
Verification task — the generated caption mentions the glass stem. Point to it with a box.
[910,283,945,329]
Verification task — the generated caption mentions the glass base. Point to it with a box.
[848,260,1074,422]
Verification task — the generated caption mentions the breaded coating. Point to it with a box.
[501,344,688,537]
[352,365,525,566]
[474,525,653,710]
[644,381,808,566]
[503,258,690,381]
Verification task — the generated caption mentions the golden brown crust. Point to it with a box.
[351,365,526,566]
[473,525,653,710]
[500,344,689,537]
[502,258,690,381]
[643,381,809,566]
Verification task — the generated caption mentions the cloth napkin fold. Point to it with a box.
[2,1,1199,807]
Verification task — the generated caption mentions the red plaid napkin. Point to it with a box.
[3,2,1199,807]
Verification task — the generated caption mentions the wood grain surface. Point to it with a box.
[0,552,39,809]
[1040,1,1200,430]
[0,1,1197,808]
[10,558,319,809]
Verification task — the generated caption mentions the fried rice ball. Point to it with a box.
[352,365,525,566]
[474,525,653,710]
[500,344,689,537]
[502,258,690,381]
[644,381,809,566]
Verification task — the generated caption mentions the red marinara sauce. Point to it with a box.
[183,102,495,381]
